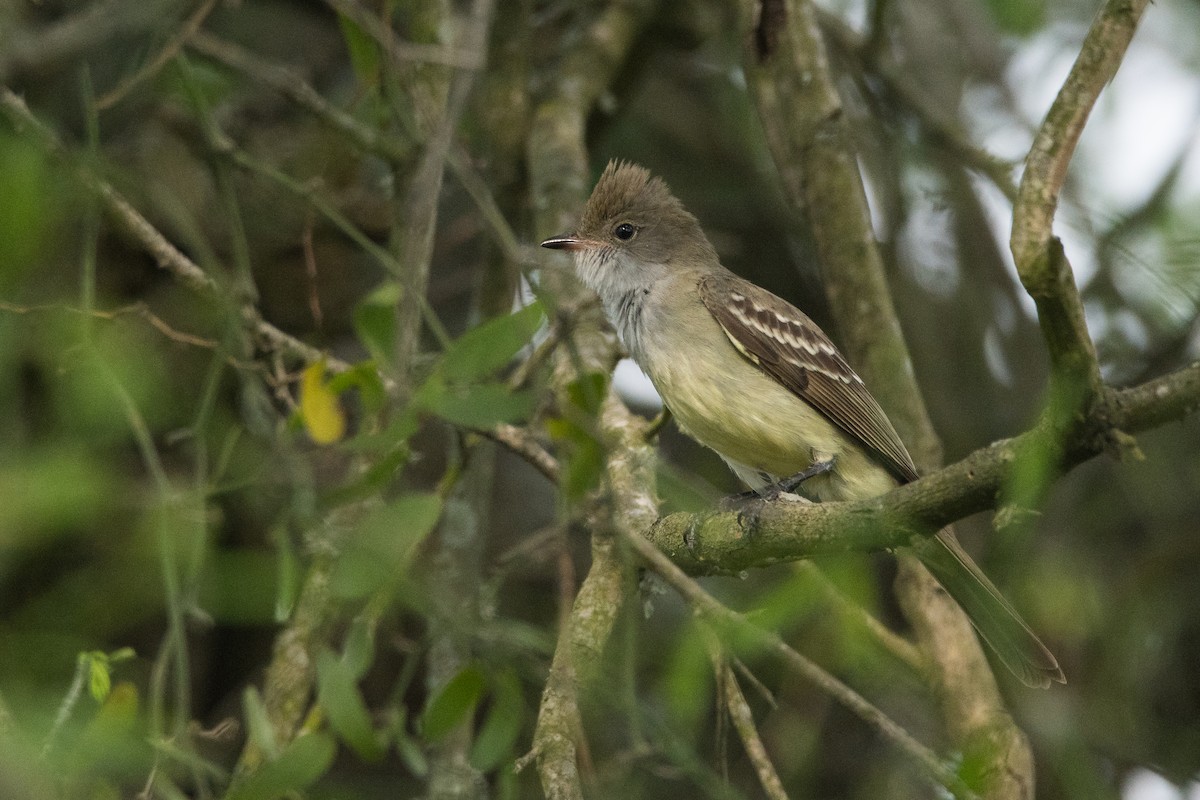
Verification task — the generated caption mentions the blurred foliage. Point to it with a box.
[0,0,1197,799]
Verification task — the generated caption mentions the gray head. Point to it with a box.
[541,161,719,298]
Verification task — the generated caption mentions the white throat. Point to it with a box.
[573,247,660,363]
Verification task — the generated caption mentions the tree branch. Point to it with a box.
[737,2,1025,791]
[645,360,1200,572]
[524,3,659,796]
[704,631,789,800]
[1011,0,1151,394]
[625,516,978,800]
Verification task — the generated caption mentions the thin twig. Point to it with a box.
[478,424,560,483]
[187,31,411,163]
[626,523,976,799]
[704,630,790,800]
[1011,0,1151,389]
[96,0,218,110]
[795,562,926,676]
[187,32,529,271]
[321,0,484,69]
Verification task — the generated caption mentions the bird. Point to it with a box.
[541,160,1064,688]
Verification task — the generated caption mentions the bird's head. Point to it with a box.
[541,161,717,297]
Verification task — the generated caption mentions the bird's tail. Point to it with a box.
[913,530,1065,689]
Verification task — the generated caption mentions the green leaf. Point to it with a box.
[336,13,382,87]
[274,525,300,622]
[353,282,402,365]
[0,134,56,289]
[0,447,118,539]
[319,443,410,510]
[327,360,387,416]
[564,371,609,416]
[242,686,280,761]
[344,409,419,453]
[546,417,604,501]
[422,666,486,742]
[396,728,429,777]
[440,302,545,383]
[384,706,428,777]
[342,613,376,680]
[418,378,537,429]
[88,654,112,703]
[984,0,1044,35]
[662,623,714,734]
[470,670,525,771]
[316,648,384,761]
[329,493,443,599]
[109,648,136,663]
[225,732,336,800]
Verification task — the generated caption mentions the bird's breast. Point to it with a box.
[632,277,896,502]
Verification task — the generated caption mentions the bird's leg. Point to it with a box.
[719,460,834,534]
[772,458,836,495]
[721,459,832,531]
[644,406,672,441]
[722,458,836,508]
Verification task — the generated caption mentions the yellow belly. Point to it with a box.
[637,286,896,502]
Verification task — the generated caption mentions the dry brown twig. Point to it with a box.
[703,629,790,800]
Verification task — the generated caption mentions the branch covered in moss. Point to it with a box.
[736,1,1026,791]
[646,360,1200,572]
[523,4,659,797]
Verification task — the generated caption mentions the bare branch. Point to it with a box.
[187,31,411,163]
[1011,0,1151,390]
[96,0,218,110]
[479,424,560,483]
[704,632,790,800]
[188,32,530,269]
[737,1,1023,785]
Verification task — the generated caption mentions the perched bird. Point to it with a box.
[542,160,1064,688]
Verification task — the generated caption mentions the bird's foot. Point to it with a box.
[773,459,836,495]
[719,460,833,534]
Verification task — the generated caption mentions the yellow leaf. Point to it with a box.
[300,361,346,444]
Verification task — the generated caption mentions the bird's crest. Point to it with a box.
[580,160,686,232]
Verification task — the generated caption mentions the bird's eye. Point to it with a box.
[613,223,636,241]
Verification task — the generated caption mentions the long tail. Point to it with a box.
[913,531,1065,689]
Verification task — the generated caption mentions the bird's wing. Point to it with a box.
[698,272,919,483]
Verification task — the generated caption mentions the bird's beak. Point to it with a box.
[540,234,596,251]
